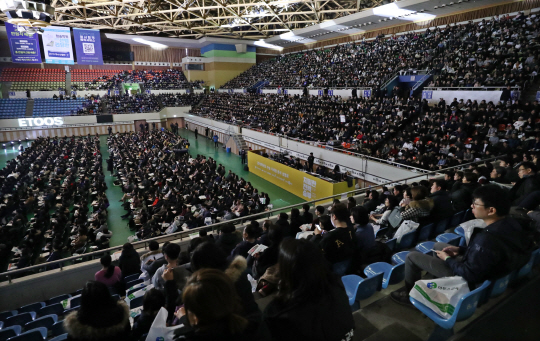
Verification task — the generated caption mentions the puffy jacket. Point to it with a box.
[446,217,525,284]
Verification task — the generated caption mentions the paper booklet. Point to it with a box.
[247,244,268,256]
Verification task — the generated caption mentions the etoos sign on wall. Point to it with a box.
[18,117,64,127]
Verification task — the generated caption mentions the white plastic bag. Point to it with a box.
[409,276,470,319]
[145,307,184,341]
[459,219,486,245]
[393,220,419,243]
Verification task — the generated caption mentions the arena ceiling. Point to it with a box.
[0,0,395,39]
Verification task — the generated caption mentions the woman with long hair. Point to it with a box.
[399,186,434,223]
[64,281,131,341]
[94,254,122,288]
[263,239,354,341]
[369,195,399,227]
[172,269,253,340]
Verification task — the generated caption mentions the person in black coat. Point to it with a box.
[132,289,165,341]
[216,223,242,256]
[301,204,313,225]
[274,213,291,238]
[289,208,304,237]
[363,190,381,213]
[450,173,480,212]
[229,224,257,259]
[64,281,132,341]
[118,243,141,279]
[428,180,454,222]
[251,225,284,280]
[509,162,540,206]
[263,239,354,341]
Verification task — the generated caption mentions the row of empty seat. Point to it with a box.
[0,99,27,119]
[32,99,87,117]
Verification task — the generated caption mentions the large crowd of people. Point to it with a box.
[107,130,273,240]
[223,13,539,89]
[189,91,540,171]
[0,135,109,275]
[71,69,204,91]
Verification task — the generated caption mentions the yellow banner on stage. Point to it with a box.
[248,151,349,203]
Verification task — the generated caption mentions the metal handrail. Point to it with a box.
[424,86,521,91]
[244,128,431,174]
[0,155,505,281]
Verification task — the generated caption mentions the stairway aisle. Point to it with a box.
[98,135,133,246]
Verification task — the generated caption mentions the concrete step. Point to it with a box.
[25,99,34,117]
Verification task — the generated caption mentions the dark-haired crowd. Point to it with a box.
[107,130,272,240]
[223,13,538,90]
[60,158,538,341]
[0,135,109,275]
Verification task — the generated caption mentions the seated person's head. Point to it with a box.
[350,206,369,226]
[315,206,325,216]
[142,289,165,316]
[149,240,159,252]
[331,203,349,225]
[182,269,247,334]
[472,185,511,219]
[191,242,228,272]
[164,243,181,263]
[410,186,429,202]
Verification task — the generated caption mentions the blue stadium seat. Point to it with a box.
[24,315,57,332]
[129,296,144,310]
[449,211,465,228]
[410,280,491,341]
[49,322,64,337]
[49,334,67,341]
[36,304,63,318]
[68,296,81,308]
[6,327,47,341]
[341,273,383,311]
[417,223,434,242]
[397,230,417,250]
[376,228,388,238]
[415,241,436,254]
[433,217,450,237]
[364,262,405,289]
[46,295,71,306]
[487,273,512,299]
[454,226,466,246]
[0,311,17,323]
[0,326,22,341]
[124,274,141,283]
[4,313,35,328]
[62,307,79,316]
[391,251,410,265]
[17,304,44,315]
[385,238,397,253]
[436,233,461,246]
[126,278,144,289]
[516,248,540,279]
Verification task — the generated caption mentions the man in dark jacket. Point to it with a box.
[363,190,380,213]
[428,179,454,222]
[302,203,313,225]
[215,223,242,256]
[450,172,479,212]
[230,224,257,259]
[508,161,540,206]
[392,185,530,304]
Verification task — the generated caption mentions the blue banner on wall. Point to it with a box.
[73,28,103,65]
[5,23,42,63]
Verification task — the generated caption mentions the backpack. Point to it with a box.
[486,207,540,276]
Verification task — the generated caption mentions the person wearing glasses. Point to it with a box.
[391,185,527,305]
[509,161,540,206]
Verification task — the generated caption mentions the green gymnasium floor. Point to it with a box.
[101,128,304,246]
